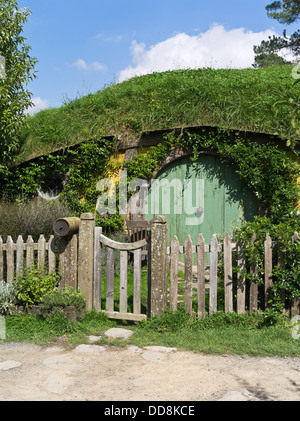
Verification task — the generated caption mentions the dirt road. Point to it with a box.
[0,328,299,402]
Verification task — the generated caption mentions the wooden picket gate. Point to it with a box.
[93,227,148,321]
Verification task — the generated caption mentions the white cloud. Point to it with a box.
[27,97,49,115]
[118,24,279,82]
[90,61,106,71]
[72,58,89,70]
[71,58,106,71]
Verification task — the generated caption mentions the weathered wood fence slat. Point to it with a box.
[167,232,299,317]
[0,235,56,282]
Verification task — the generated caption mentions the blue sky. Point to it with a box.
[17,0,299,113]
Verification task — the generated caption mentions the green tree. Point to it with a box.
[0,0,37,170]
[266,1,300,24]
[253,1,300,67]
[253,52,290,68]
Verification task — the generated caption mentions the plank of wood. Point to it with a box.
[224,233,233,313]
[16,235,24,277]
[93,227,102,312]
[48,235,56,273]
[100,233,147,251]
[237,239,246,314]
[105,311,147,322]
[249,233,258,314]
[209,235,218,315]
[26,235,34,269]
[119,250,128,314]
[197,234,206,318]
[170,236,179,311]
[6,236,14,283]
[184,235,193,314]
[106,247,114,312]
[133,248,142,315]
[264,233,273,309]
[38,234,46,271]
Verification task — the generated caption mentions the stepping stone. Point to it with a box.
[141,351,166,362]
[144,346,177,353]
[88,335,101,343]
[0,360,22,371]
[128,345,142,353]
[44,373,74,394]
[74,344,106,353]
[105,328,133,339]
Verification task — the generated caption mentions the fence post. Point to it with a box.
[78,213,95,311]
[59,234,78,289]
[147,216,168,317]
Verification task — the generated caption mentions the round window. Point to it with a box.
[38,173,64,200]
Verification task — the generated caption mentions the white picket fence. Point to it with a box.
[0,235,56,282]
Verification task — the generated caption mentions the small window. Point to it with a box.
[38,173,64,200]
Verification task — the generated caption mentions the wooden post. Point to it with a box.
[291,232,299,316]
[209,235,218,315]
[249,233,258,313]
[237,239,246,314]
[133,248,142,315]
[6,236,14,283]
[170,236,179,312]
[26,236,34,269]
[59,234,78,289]
[148,216,168,317]
[78,213,95,311]
[38,234,46,272]
[224,233,233,313]
[197,234,206,318]
[48,235,56,273]
[16,235,24,278]
[106,247,114,312]
[264,233,273,309]
[184,235,193,314]
[119,250,128,314]
[93,227,102,312]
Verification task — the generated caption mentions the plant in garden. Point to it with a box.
[13,268,59,308]
[38,287,86,320]
[0,281,15,314]
[234,213,300,315]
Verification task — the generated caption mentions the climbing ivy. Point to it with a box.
[0,128,299,232]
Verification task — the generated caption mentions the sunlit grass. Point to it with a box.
[16,65,298,163]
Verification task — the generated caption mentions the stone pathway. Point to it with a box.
[0,328,299,401]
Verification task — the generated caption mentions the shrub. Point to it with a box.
[39,287,86,320]
[0,281,15,315]
[234,213,300,314]
[0,199,72,241]
[13,268,59,308]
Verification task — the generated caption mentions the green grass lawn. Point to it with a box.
[3,304,300,358]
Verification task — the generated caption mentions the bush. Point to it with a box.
[234,213,300,313]
[13,268,59,308]
[0,281,15,315]
[0,199,72,241]
[39,287,86,320]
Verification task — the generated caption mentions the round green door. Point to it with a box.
[145,155,258,246]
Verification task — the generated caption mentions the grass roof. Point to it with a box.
[16,65,300,164]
